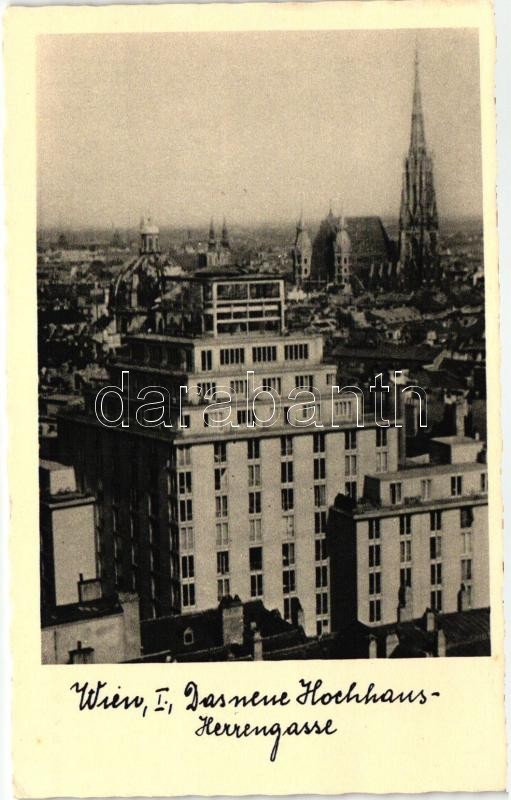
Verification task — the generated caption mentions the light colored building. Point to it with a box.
[40,460,141,664]
[327,436,488,630]
[59,261,401,637]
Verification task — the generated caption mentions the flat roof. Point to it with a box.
[366,461,485,482]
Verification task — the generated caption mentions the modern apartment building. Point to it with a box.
[58,263,400,637]
[327,435,489,630]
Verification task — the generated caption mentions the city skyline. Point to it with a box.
[37,28,482,229]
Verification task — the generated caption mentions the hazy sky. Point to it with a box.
[37,28,482,228]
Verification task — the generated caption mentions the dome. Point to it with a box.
[140,217,159,236]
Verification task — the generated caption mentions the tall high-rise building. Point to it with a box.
[58,246,400,637]
[398,50,440,288]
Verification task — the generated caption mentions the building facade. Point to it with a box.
[327,435,488,630]
[58,267,401,637]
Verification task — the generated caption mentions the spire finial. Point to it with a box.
[410,42,426,153]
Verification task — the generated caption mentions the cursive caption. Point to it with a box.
[70,678,440,762]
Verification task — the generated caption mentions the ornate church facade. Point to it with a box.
[293,51,440,292]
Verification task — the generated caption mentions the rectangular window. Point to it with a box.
[316,592,328,615]
[369,544,381,568]
[281,461,294,484]
[177,472,192,494]
[460,507,474,528]
[282,542,295,567]
[345,430,357,450]
[461,529,472,554]
[237,408,255,427]
[250,546,263,571]
[249,491,262,515]
[390,482,402,505]
[313,432,326,453]
[369,519,381,539]
[376,451,388,473]
[230,379,248,397]
[214,467,227,492]
[461,558,472,581]
[295,374,314,391]
[182,583,196,608]
[369,599,381,622]
[215,495,228,518]
[430,589,442,611]
[177,445,191,467]
[181,554,195,580]
[248,464,261,487]
[315,537,327,561]
[215,521,229,546]
[197,381,216,399]
[400,539,412,563]
[430,533,442,560]
[284,343,309,361]
[430,562,442,585]
[217,578,230,601]
[179,498,193,522]
[430,510,442,531]
[252,345,277,363]
[180,526,194,551]
[214,442,227,464]
[314,484,326,508]
[376,428,388,448]
[280,435,293,457]
[334,399,353,419]
[369,571,381,595]
[249,517,262,542]
[282,514,295,538]
[281,488,294,512]
[400,566,412,588]
[315,511,327,534]
[481,472,488,492]
[451,475,463,497]
[283,569,296,594]
[345,454,357,476]
[220,347,245,366]
[247,439,260,461]
[315,565,328,588]
[400,514,412,536]
[216,550,230,575]
[250,573,263,598]
[314,458,326,481]
[201,350,212,371]
[421,479,432,500]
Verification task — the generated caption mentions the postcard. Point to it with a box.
[5,0,505,796]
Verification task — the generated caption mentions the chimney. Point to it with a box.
[397,585,414,623]
[252,625,263,661]
[385,631,400,658]
[221,596,244,647]
[436,629,447,657]
[458,584,472,612]
[424,608,437,633]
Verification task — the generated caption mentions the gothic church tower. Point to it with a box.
[398,50,439,288]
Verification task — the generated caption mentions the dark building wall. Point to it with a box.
[327,508,358,631]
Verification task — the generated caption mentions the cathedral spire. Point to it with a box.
[208,217,216,250]
[221,217,230,249]
[410,47,426,154]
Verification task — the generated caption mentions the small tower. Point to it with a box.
[221,217,230,250]
[398,48,439,288]
[334,214,352,292]
[139,216,160,256]
[292,211,312,288]
[208,218,216,252]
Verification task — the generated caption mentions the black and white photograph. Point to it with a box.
[37,27,490,664]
